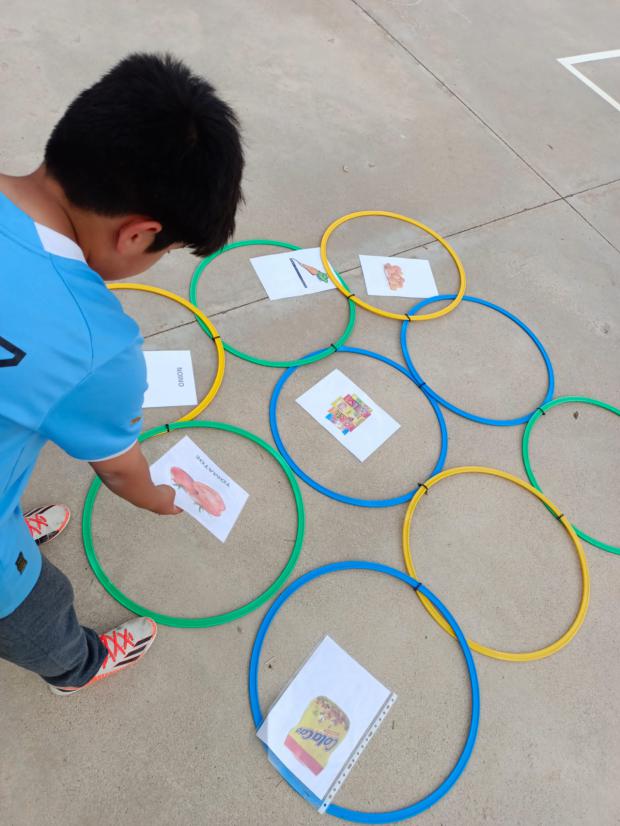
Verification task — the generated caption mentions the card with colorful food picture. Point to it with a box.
[296,369,400,462]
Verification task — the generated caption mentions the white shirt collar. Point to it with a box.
[34,221,87,263]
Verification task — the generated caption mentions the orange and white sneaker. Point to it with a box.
[48,617,157,696]
[24,504,71,546]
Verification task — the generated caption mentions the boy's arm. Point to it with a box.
[40,343,180,516]
[90,443,181,515]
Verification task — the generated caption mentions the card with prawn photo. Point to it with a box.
[296,369,400,462]
[249,247,337,300]
[149,435,249,542]
[358,254,438,299]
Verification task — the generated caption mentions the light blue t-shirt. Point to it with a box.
[0,192,146,617]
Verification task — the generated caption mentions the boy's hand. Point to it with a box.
[91,443,182,516]
[150,484,183,516]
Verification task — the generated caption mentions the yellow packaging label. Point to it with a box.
[284,696,350,775]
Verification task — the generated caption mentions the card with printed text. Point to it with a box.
[149,436,249,542]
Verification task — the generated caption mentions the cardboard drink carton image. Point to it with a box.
[284,696,350,776]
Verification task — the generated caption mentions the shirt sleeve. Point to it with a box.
[40,344,147,462]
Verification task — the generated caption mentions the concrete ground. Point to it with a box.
[1,1,619,824]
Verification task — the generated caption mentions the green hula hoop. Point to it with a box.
[82,421,305,626]
[522,395,620,554]
[188,239,356,368]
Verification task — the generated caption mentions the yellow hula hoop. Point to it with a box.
[108,283,225,423]
[319,210,466,322]
[402,466,590,662]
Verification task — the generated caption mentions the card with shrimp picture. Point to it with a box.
[249,247,337,300]
[149,436,249,542]
[359,254,438,299]
[296,369,400,462]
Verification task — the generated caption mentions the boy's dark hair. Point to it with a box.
[45,52,244,257]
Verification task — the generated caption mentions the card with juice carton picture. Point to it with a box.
[257,636,396,810]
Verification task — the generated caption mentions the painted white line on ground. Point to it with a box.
[557,49,620,113]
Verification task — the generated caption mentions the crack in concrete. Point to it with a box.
[143,184,618,342]
[349,0,620,256]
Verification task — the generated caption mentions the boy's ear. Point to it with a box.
[116,218,163,255]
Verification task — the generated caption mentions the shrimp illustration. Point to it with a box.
[170,466,197,496]
[169,467,226,517]
[383,262,405,291]
[191,480,226,517]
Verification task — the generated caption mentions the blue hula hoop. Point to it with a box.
[400,295,555,427]
[249,561,480,823]
[269,346,448,507]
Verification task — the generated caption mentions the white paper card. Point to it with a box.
[149,436,249,542]
[296,369,400,462]
[257,636,395,804]
[143,350,198,408]
[359,254,438,298]
[250,247,336,300]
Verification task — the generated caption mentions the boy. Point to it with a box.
[0,53,244,694]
